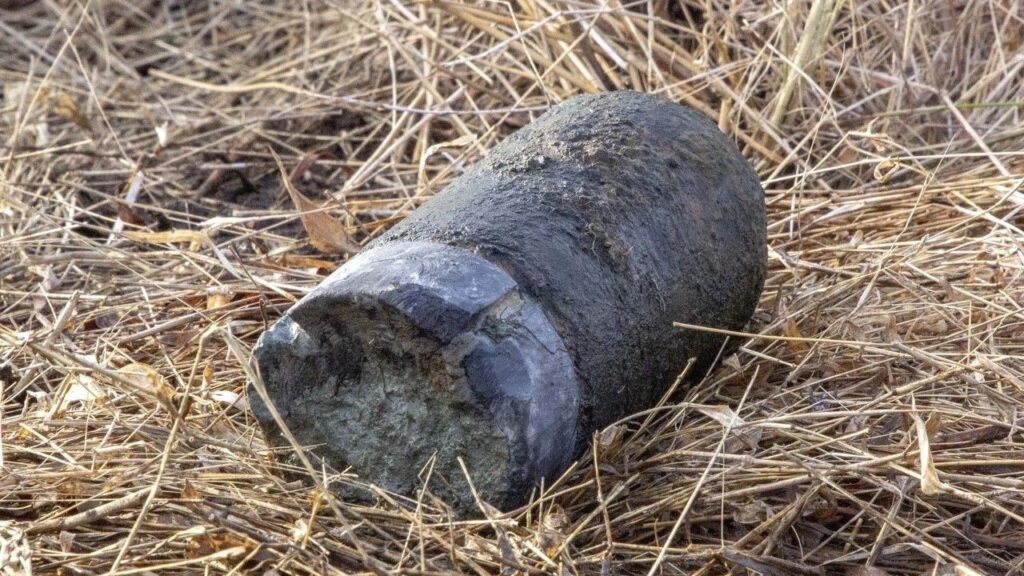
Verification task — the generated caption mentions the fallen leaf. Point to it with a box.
[536,506,569,557]
[57,375,106,412]
[848,229,864,248]
[884,314,901,343]
[272,150,359,255]
[498,532,519,569]
[699,405,761,450]
[176,525,209,539]
[200,215,249,230]
[30,265,61,291]
[116,203,146,226]
[155,121,169,147]
[873,157,899,182]
[210,389,247,411]
[49,91,91,130]
[913,412,945,495]
[930,564,988,576]
[206,287,231,309]
[59,530,75,553]
[542,505,569,532]
[291,519,310,544]
[124,229,208,252]
[596,424,623,456]
[57,480,88,497]
[119,362,176,408]
[783,318,808,353]
[723,353,743,373]
[181,479,201,502]
[418,134,475,183]
[199,363,214,395]
[698,405,744,428]
[915,315,948,335]
[478,500,503,520]
[733,500,768,524]
[186,531,250,559]
[275,254,338,271]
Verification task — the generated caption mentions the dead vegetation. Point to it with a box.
[2,0,1024,574]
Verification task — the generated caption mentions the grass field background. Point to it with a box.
[3,1,1024,574]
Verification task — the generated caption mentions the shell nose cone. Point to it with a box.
[251,241,581,510]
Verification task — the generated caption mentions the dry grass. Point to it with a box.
[2,0,1024,574]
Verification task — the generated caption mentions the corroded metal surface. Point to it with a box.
[252,91,766,510]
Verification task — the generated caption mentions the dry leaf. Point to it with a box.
[124,229,208,252]
[912,412,945,495]
[783,318,808,353]
[155,121,169,147]
[56,480,88,497]
[206,287,231,310]
[848,229,864,248]
[418,133,475,183]
[307,489,325,508]
[290,518,310,543]
[181,479,201,502]
[0,362,14,387]
[199,363,214,397]
[699,405,761,450]
[542,505,569,532]
[498,533,518,569]
[723,353,743,373]
[116,203,146,226]
[48,91,91,130]
[698,404,744,428]
[733,500,768,524]
[478,500,503,520]
[873,158,899,182]
[931,564,988,576]
[57,375,106,412]
[884,315,901,343]
[186,531,250,559]
[275,254,338,271]
[210,389,246,411]
[119,362,176,407]
[59,530,75,553]
[31,265,61,310]
[176,525,209,539]
[915,315,948,335]
[596,424,624,455]
[273,150,359,255]
[537,505,568,558]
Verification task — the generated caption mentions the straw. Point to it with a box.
[2,1,1024,574]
